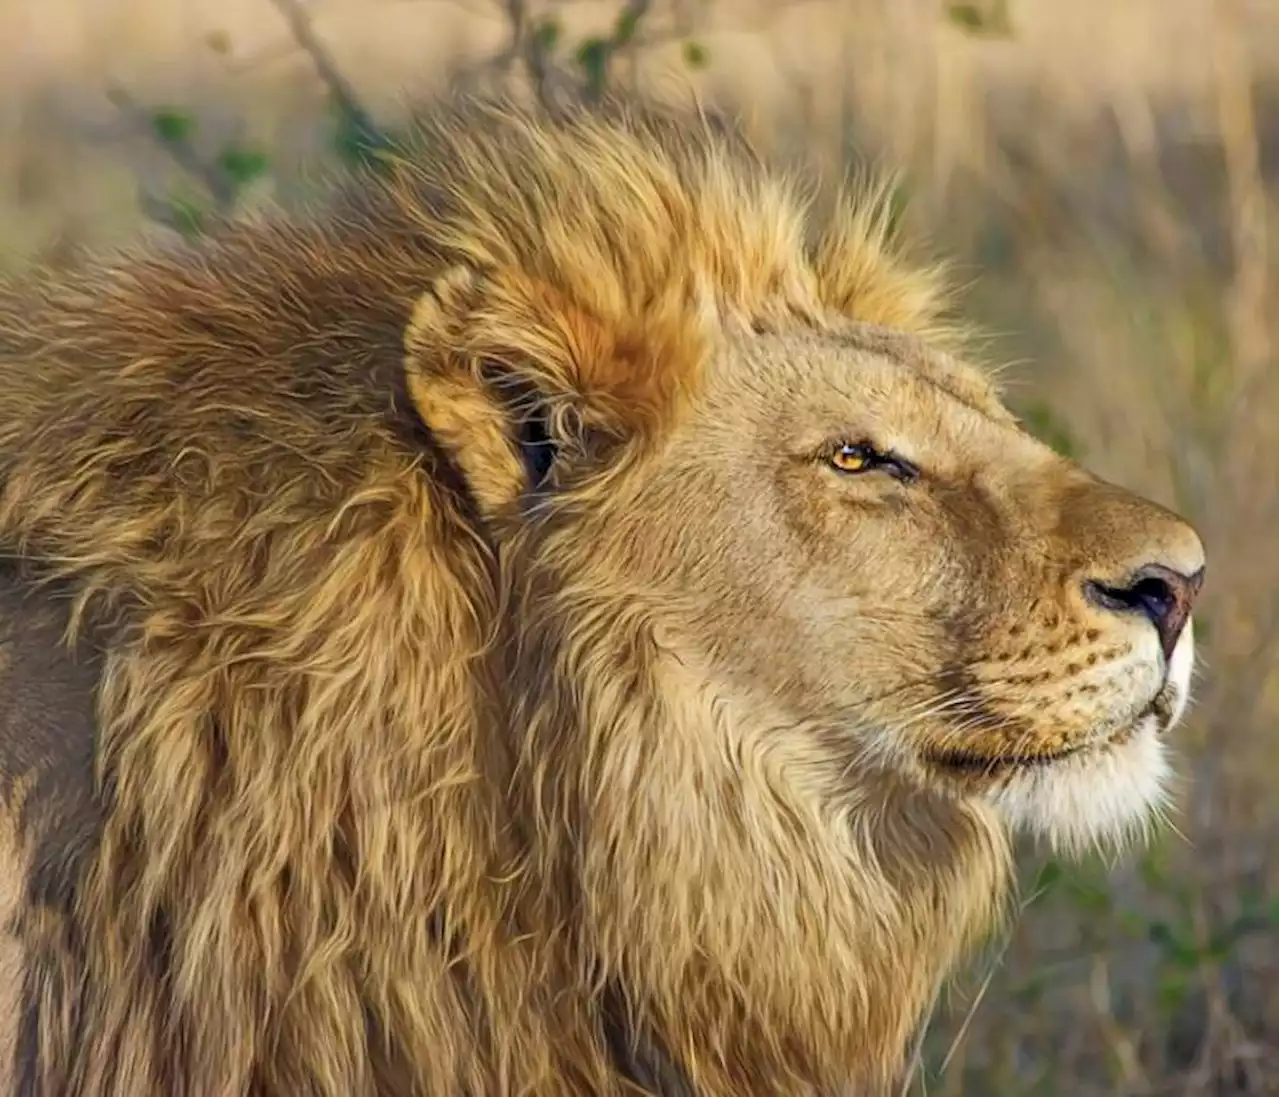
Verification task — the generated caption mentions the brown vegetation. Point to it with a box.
[0,1,1274,1093]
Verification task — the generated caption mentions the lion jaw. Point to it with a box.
[983,619,1196,855]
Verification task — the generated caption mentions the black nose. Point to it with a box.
[1084,564,1205,662]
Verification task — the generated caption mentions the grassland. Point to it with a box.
[0,0,1275,1092]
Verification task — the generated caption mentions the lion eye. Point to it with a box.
[827,441,918,482]
[829,442,881,474]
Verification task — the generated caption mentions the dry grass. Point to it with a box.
[0,0,1275,1093]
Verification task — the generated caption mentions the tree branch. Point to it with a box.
[265,0,378,136]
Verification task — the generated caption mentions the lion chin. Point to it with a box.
[980,621,1195,854]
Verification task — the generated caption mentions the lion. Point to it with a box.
[0,95,1204,1096]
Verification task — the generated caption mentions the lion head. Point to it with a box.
[0,96,1203,1096]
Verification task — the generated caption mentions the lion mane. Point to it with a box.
[0,97,1007,1095]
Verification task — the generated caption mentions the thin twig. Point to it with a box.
[104,84,237,211]
[265,0,378,135]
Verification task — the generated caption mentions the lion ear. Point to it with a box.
[404,262,704,521]
[403,266,533,519]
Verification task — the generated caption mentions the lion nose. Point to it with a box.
[1084,564,1205,662]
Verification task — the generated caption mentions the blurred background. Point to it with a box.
[1,0,1275,1092]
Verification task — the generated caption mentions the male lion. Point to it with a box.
[0,96,1204,1096]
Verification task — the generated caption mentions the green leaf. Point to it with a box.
[613,6,643,46]
[1157,970,1191,1016]
[330,98,393,171]
[575,37,612,98]
[681,40,709,69]
[1030,858,1063,899]
[152,108,195,146]
[1147,920,1175,948]
[1115,909,1149,939]
[1063,870,1110,913]
[883,179,911,241]
[945,1,1013,37]
[166,194,207,238]
[1013,972,1046,1005]
[532,17,560,53]
[1020,401,1080,459]
[947,4,985,30]
[1137,846,1169,891]
[1148,920,1202,970]
[1204,927,1239,963]
[216,146,270,188]
[204,29,233,55]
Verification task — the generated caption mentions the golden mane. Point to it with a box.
[0,95,1004,1096]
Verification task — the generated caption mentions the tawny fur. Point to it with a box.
[0,95,1200,1096]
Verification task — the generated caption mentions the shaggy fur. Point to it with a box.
[0,95,1203,1096]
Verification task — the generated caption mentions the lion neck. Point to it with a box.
[524,623,1011,1097]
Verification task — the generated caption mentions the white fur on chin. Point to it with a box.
[986,620,1196,855]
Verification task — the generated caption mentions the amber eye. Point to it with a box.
[829,442,881,474]
[827,441,918,482]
